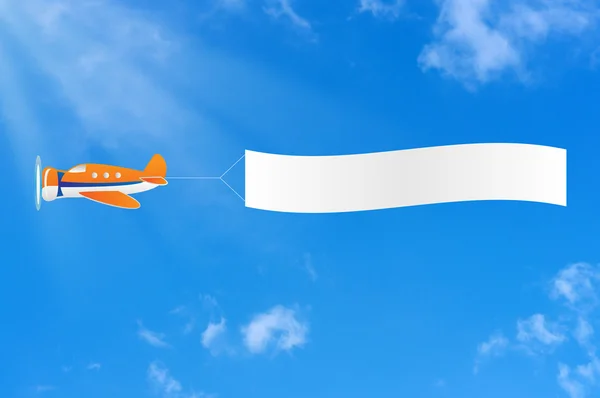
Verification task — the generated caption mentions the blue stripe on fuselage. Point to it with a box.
[59,180,140,188]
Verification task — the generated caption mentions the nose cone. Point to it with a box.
[42,167,59,201]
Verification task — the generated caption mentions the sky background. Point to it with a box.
[1,0,600,397]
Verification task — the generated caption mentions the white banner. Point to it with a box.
[244,143,567,213]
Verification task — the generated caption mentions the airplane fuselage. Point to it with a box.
[42,164,157,201]
[58,180,158,198]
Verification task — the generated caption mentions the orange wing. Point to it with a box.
[80,191,141,209]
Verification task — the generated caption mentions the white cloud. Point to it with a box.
[358,0,404,19]
[201,318,227,354]
[183,319,195,335]
[516,313,565,346]
[264,0,312,31]
[574,317,594,347]
[577,356,600,382]
[477,333,509,356]
[303,253,317,281]
[479,262,600,395]
[558,363,586,398]
[474,332,509,373]
[418,0,600,86]
[551,263,600,308]
[201,294,219,310]
[476,314,565,373]
[148,362,183,398]
[34,385,55,393]
[500,2,592,40]
[138,321,170,348]
[169,305,196,334]
[87,362,101,370]
[148,362,214,398]
[418,0,521,84]
[171,296,222,335]
[241,305,308,354]
[170,306,186,315]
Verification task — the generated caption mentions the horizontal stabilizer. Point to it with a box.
[140,176,168,185]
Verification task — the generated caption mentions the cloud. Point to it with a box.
[171,295,221,335]
[201,318,228,355]
[516,313,565,347]
[558,363,586,398]
[418,0,600,86]
[572,317,600,385]
[551,263,600,309]
[201,294,219,310]
[87,362,101,370]
[241,305,308,354]
[577,356,600,382]
[148,362,214,398]
[263,0,312,31]
[475,314,565,373]
[34,385,55,393]
[148,362,183,398]
[170,306,186,315]
[183,319,195,335]
[477,333,509,356]
[138,321,170,348]
[478,262,600,396]
[418,0,521,84]
[303,253,317,282]
[169,305,196,334]
[474,333,509,373]
[358,0,404,19]
[574,317,594,347]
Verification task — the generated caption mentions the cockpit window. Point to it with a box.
[68,164,86,173]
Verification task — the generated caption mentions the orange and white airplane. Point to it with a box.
[37,154,168,209]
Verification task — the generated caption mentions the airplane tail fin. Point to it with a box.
[144,154,167,177]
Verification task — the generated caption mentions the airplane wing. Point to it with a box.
[80,191,141,209]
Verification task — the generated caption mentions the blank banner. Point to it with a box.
[244,143,567,213]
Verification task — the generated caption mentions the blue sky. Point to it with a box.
[2,0,600,397]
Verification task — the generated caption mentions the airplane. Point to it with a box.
[37,154,168,209]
